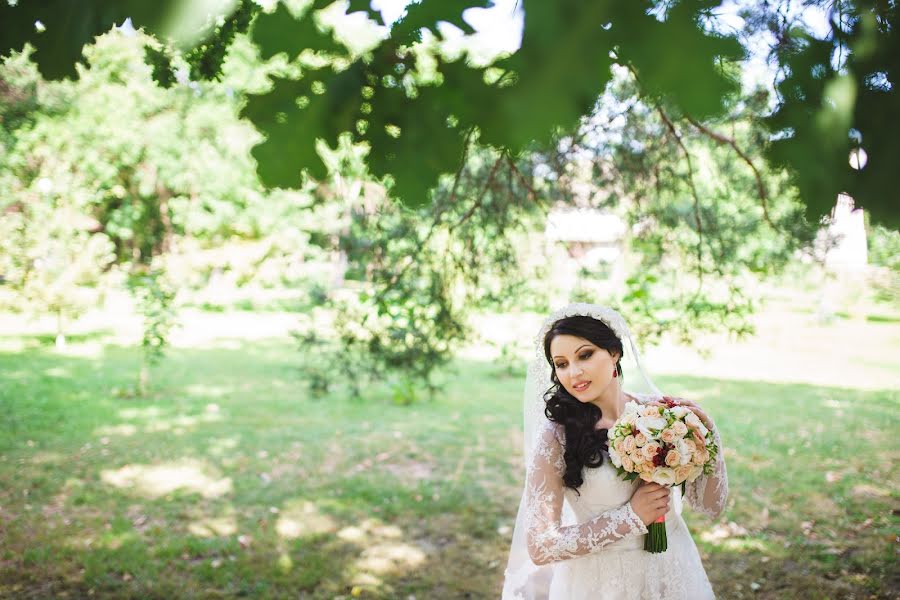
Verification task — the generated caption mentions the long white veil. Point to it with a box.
[501,303,664,599]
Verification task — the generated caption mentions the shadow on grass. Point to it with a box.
[0,348,896,598]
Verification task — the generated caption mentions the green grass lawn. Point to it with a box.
[0,324,897,599]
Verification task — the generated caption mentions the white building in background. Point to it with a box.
[543,207,627,306]
[810,193,871,321]
[821,193,868,273]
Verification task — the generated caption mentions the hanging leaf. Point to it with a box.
[252,1,347,62]
[611,0,745,119]
[241,64,367,188]
[390,0,493,43]
[347,0,386,26]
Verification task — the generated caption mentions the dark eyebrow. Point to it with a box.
[552,344,593,359]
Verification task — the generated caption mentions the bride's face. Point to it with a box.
[549,334,619,402]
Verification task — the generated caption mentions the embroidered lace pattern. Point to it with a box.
[524,419,649,566]
[683,425,728,519]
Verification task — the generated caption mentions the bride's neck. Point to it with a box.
[592,386,631,422]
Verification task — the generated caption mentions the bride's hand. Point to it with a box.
[629,481,670,526]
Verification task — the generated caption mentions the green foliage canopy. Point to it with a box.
[3,0,896,228]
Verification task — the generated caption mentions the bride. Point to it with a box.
[501,303,729,599]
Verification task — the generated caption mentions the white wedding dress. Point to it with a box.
[506,392,728,600]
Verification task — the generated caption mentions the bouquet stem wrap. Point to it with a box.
[642,482,686,552]
[644,516,667,553]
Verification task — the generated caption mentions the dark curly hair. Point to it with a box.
[542,315,625,496]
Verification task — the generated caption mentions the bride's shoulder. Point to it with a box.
[537,418,565,445]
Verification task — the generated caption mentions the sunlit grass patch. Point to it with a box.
[0,311,897,598]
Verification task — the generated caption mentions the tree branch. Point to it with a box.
[684,116,779,230]
[654,104,706,294]
[448,155,503,235]
[384,127,477,289]
[504,153,539,205]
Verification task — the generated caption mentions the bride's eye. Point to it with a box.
[580,351,593,360]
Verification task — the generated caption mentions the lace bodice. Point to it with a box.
[523,393,729,566]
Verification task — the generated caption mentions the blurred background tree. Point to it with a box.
[1,0,897,395]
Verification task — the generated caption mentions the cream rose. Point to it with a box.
[641,405,662,417]
[642,442,662,461]
[682,438,697,455]
[692,448,710,465]
[634,432,648,447]
[621,435,636,454]
[675,464,694,483]
[660,428,677,444]
[639,470,654,482]
[687,465,704,482]
[665,449,682,467]
[672,421,688,438]
[621,455,635,472]
[652,467,676,486]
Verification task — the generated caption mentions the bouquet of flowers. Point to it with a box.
[607,397,719,553]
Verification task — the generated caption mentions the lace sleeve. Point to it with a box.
[684,425,728,519]
[524,421,648,566]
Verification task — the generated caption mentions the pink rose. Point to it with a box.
[621,456,635,472]
[642,442,662,461]
[665,449,682,467]
[685,411,703,429]
[689,426,706,444]
[692,448,710,465]
[621,435,636,454]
